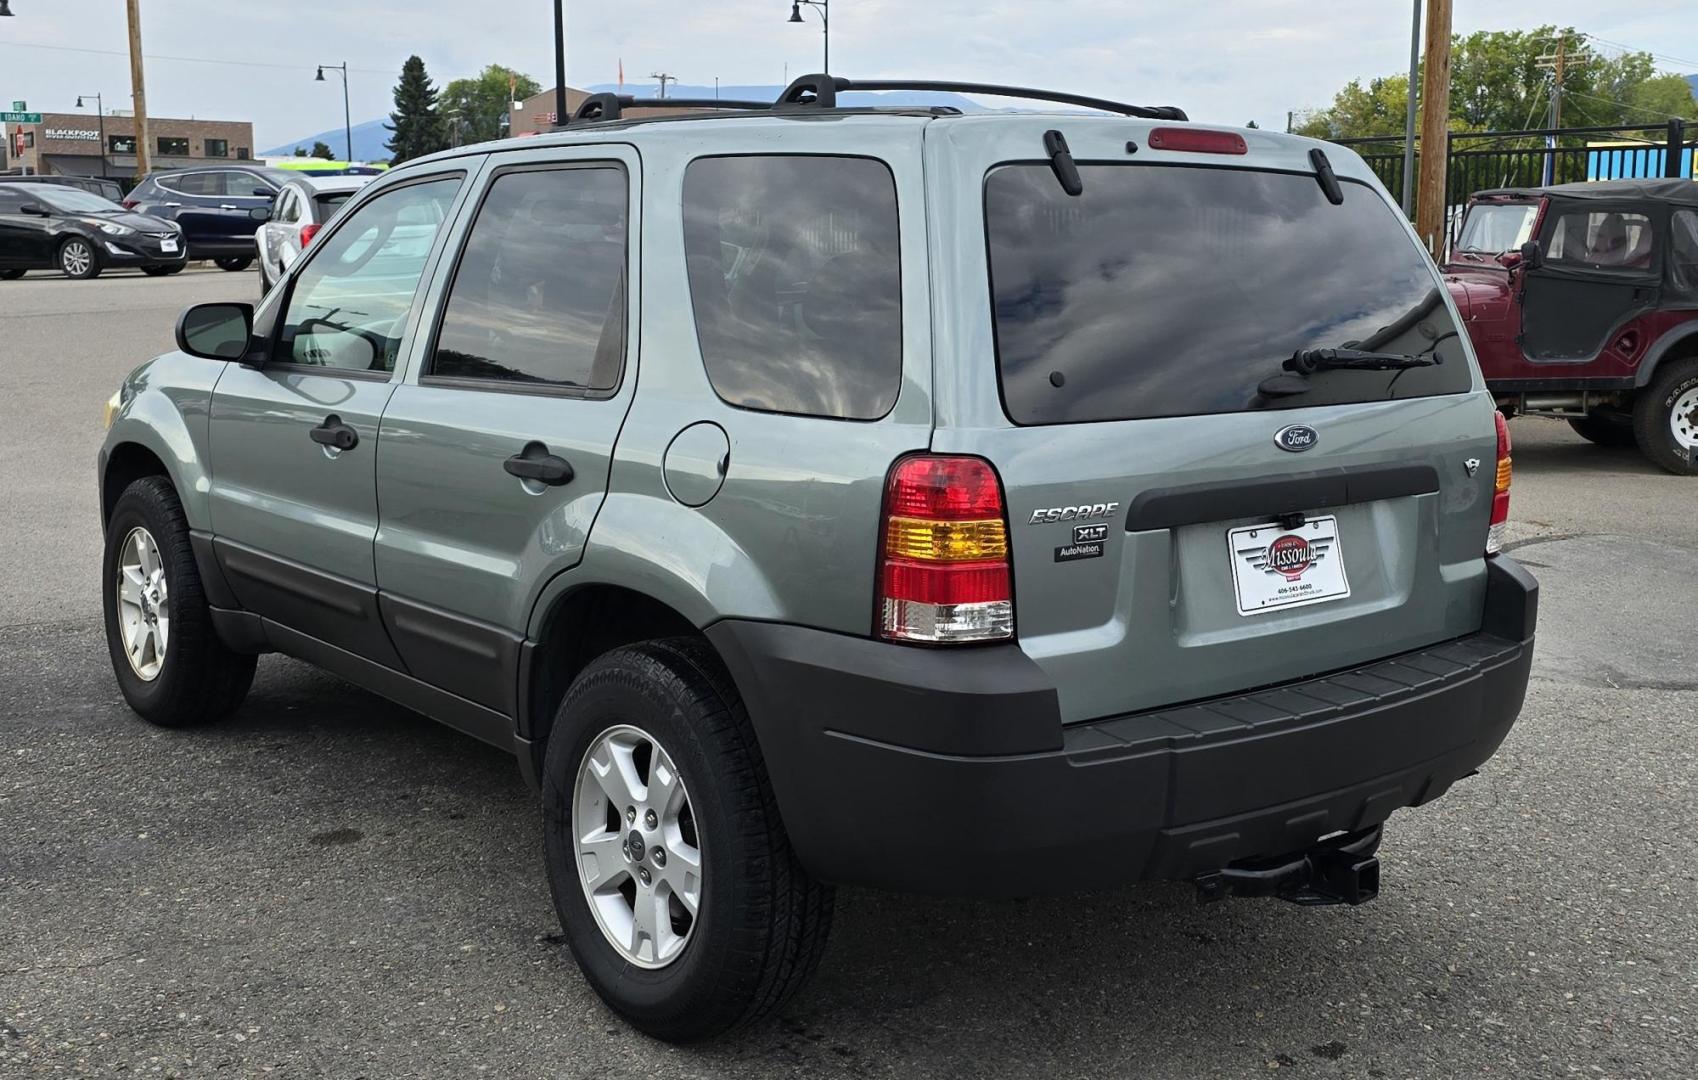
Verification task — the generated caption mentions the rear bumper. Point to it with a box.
[708,555,1537,897]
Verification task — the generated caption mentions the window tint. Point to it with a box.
[1546,210,1655,270]
[218,172,271,198]
[276,190,300,224]
[986,165,1470,424]
[277,176,460,373]
[169,172,218,196]
[0,189,25,214]
[1672,210,1698,293]
[682,155,901,419]
[314,192,354,220]
[431,166,627,389]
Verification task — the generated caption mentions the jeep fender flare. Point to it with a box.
[1635,321,1698,388]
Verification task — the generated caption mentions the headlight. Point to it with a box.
[103,389,123,430]
[93,220,135,236]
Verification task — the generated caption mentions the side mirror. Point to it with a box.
[253,187,275,198]
[19,202,50,217]
[1518,240,1544,271]
[176,302,255,361]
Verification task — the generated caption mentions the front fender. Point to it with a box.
[524,491,785,639]
[99,352,226,531]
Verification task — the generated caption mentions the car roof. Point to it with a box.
[1474,178,1698,207]
[286,175,375,194]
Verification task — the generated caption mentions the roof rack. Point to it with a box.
[557,75,1186,127]
[774,74,1187,121]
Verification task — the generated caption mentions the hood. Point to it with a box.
[1442,265,1513,321]
[98,211,180,232]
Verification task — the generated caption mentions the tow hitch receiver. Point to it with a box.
[1195,826,1382,906]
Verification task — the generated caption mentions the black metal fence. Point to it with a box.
[1336,120,1696,246]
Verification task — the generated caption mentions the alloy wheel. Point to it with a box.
[572,723,703,968]
[115,526,170,681]
[61,241,92,277]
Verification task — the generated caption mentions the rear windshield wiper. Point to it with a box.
[1257,348,1441,398]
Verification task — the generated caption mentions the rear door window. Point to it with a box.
[986,164,1471,425]
[682,155,901,420]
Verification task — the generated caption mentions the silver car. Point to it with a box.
[254,174,372,295]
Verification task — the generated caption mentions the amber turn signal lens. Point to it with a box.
[883,515,1008,562]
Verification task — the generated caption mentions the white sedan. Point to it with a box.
[254,174,374,296]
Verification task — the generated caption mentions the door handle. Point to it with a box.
[218,204,239,210]
[163,201,183,207]
[504,441,574,486]
[309,415,359,451]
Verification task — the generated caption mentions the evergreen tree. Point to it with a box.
[293,146,309,157]
[386,55,448,164]
[311,140,335,160]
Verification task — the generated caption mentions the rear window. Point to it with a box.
[682,155,901,420]
[315,192,354,219]
[986,164,1471,425]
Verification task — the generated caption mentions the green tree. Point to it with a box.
[1297,27,1698,139]
[293,146,309,157]
[311,140,335,160]
[441,64,541,145]
[385,55,448,164]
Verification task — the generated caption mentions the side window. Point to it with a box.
[1546,210,1655,271]
[276,176,461,373]
[219,172,269,198]
[1671,210,1698,293]
[681,155,901,420]
[429,165,627,390]
[275,190,300,224]
[171,173,217,196]
[0,190,24,214]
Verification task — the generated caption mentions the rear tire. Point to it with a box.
[541,638,833,1042]
[58,237,100,279]
[1632,358,1698,475]
[214,256,253,272]
[102,477,256,726]
[1567,413,1636,447]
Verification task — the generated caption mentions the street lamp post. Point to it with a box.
[787,0,829,75]
[315,62,353,162]
[77,93,108,178]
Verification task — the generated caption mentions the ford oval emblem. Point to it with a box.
[1274,424,1319,452]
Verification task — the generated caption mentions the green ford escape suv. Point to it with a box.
[96,77,1538,1041]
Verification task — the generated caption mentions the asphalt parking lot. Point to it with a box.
[2,268,1695,1079]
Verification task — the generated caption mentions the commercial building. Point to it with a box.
[507,87,716,137]
[4,112,255,178]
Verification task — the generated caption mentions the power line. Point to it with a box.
[0,38,472,81]
[1579,34,1698,76]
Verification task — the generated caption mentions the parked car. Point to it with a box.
[0,182,185,279]
[124,164,292,271]
[96,77,1538,1041]
[1446,179,1698,473]
[0,172,126,203]
[255,174,373,295]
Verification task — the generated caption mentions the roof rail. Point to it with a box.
[566,93,773,124]
[775,74,1187,121]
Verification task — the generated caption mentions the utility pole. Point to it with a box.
[1413,0,1451,258]
[552,0,566,127]
[125,0,151,179]
[1402,0,1422,216]
[650,73,676,99]
[1536,35,1580,186]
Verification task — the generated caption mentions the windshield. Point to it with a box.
[28,186,123,214]
[986,164,1471,424]
[1456,202,1539,253]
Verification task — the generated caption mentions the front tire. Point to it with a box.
[541,638,833,1042]
[1568,412,1636,447]
[102,477,257,726]
[1632,358,1698,475]
[214,256,253,272]
[58,237,100,279]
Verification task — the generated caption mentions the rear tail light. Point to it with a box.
[877,455,1013,644]
[1486,411,1512,554]
[299,223,322,247]
[1147,127,1249,155]
[121,198,138,209]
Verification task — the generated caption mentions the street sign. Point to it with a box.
[10,100,24,112]
[1,111,43,124]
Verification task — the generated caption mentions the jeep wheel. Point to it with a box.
[1632,358,1698,475]
[1567,412,1636,447]
[58,237,100,280]
[102,477,257,725]
[541,639,833,1041]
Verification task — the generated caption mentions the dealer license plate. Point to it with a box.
[1227,515,1351,616]
[160,237,178,253]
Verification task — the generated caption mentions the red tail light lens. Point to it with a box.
[121,198,138,209]
[1147,128,1248,155]
[1486,411,1512,554]
[299,223,322,248]
[878,455,1013,644]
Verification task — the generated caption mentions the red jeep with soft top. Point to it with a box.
[1444,178,1698,473]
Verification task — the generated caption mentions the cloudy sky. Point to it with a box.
[2,0,1695,151]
